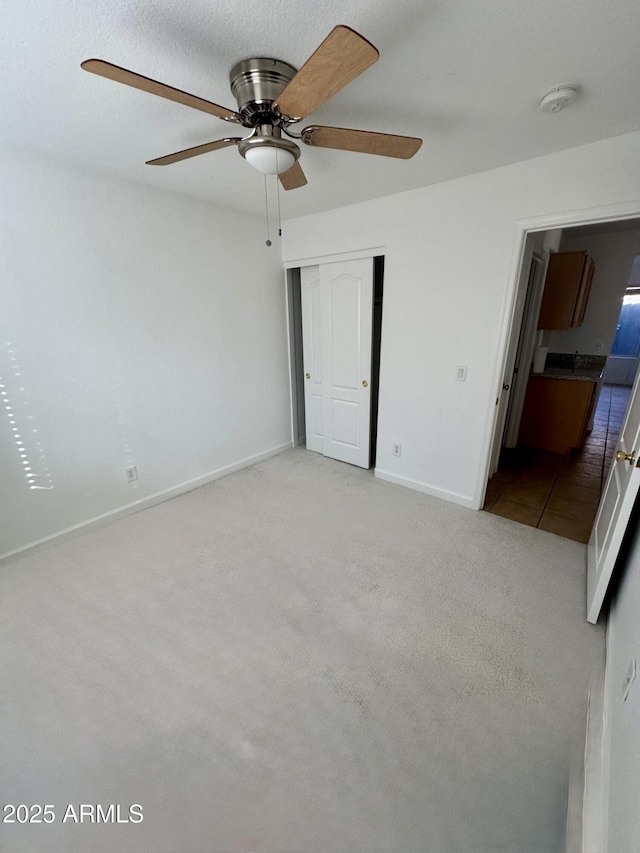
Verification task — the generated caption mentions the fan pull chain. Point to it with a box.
[264,174,272,247]
[276,150,283,238]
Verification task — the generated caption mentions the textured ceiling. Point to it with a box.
[2,0,639,219]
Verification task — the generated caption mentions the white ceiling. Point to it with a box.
[2,0,639,219]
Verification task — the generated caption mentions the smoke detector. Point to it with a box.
[539,85,578,113]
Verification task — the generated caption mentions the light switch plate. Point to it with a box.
[455,365,467,382]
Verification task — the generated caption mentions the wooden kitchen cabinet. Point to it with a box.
[518,376,598,454]
[537,251,595,330]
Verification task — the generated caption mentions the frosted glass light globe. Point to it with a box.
[244,145,295,175]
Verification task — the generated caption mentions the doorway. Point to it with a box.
[484,218,640,542]
[286,255,384,469]
[484,387,630,540]
[604,274,640,385]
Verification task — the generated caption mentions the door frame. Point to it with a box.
[284,246,386,270]
[480,201,640,506]
[285,247,386,456]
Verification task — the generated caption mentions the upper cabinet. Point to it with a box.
[537,250,595,330]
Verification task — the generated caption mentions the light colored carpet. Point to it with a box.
[0,447,604,852]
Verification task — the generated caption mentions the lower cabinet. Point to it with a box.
[518,376,598,454]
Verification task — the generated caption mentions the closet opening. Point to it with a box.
[286,254,384,469]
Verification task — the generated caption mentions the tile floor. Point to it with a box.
[484,384,632,543]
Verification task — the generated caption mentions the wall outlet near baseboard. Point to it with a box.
[125,465,138,483]
[392,443,402,457]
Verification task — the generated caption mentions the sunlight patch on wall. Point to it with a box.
[2,342,54,490]
[112,383,135,471]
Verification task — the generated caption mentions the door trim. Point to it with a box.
[284,246,386,269]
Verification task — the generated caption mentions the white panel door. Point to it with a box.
[587,368,640,623]
[489,252,546,475]
[321,258,373,468]
[300,265,323,453]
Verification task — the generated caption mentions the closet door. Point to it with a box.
[300,265,323,453]
[301,257,374,468]
[320,257,374,468]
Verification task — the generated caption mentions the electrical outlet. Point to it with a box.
[455,365,467,382]
[392,443,402,457]
[594,341,605,354]
[125,465,138,483]
[622,658,637,701]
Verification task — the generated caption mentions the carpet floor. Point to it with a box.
[0,447,604,852]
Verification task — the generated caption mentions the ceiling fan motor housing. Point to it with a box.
[230,58,297,125]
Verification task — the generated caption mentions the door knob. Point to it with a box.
[615,450,636,465]
[362,380,368,388]
[305,373,310,379]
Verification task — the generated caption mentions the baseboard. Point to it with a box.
[374,467,476,509]
[0,441,293,562]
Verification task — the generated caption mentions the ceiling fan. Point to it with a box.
[81,25,422,190]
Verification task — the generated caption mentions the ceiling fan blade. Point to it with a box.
[273,26,379,121]
[146,138,241,166]
[279,160,307,190]
[301,125,422,159]
[81,59,241,122]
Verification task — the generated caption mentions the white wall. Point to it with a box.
[0,150,291,556]
[604,517,640,852]
[547,229,640,354]
[282,131,640,508]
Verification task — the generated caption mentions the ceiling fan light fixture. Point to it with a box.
[244,144,296,175]
[238,134,300,175]
[82,25,422,191]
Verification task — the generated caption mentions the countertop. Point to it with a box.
[532,367,603,382]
